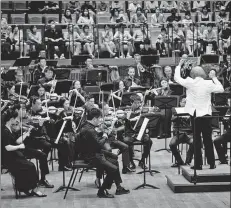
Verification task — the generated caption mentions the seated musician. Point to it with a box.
[146,78,173,138]
[2,109,46,197]
[33,57,48,84]
[110,80,126,107]
[77,108,130,198]
[69,80,86,107]
[123,67,141,91]
[169,97,194,167]
[134,54,151,87]
[100,102,132,174]
[123,94,153,170]
[214,95,231,165]
[24,96,54,188]
[55,98,78,171]
[37,67,55,85]
[9,69,25,94]
[163,66,174,83]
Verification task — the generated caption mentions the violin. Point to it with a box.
[8,89,29,104]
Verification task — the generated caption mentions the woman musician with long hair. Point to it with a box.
[68,80,86,107]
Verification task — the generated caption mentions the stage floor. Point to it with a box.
[1,138,230,208]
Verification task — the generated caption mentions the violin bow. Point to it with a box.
[111,90,116,115]
[55,92,78,144]
[19,81,23,102]
[44,92,49,118]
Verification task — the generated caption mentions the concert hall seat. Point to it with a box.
[45,14,60,24]
[27,14,43,24]
[11,14,26,24]
[97,15,110,24]
[12,1,28,11]
[1,1,12,12]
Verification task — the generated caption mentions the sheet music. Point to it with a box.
[136,118,149,141]
[175,107,187,115]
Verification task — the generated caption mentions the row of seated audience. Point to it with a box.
[2,4,231,25]
[2,1,231,14]
[1,18,231,59]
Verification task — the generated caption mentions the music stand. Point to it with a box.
[120,92,137,106]
[1,69,16,81]
[86,69,108,85]
[71,55,90,67]
[213,93,229,106]
[47,60,58,67]
[90,92,110,105]
[133,117,159,190]
[154,96,178,152]
[141,55,159,67]
[13,57,31,67]
[54,80,73,95]
[135,113,161,176]
[15,83,28,96]
[129,86,148,93]
[169,83,184,96]
[100,83,114,91]
[54,69,71,80]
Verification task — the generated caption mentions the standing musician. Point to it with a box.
[69,80,86,107]
[123,94,153,170]
[123,67,141,91]
[77,108,130,198]
[2,109,47,197]
[174,58,224,170]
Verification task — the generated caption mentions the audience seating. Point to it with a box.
[45,14,60,24]
[11,13,26,24]
[12,1,28,11]
[27,14,44,24]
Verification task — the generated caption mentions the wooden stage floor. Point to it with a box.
[1,138,230,208]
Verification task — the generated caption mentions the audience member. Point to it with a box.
[44,20,65,59]
[145,1,159,13]
[150,7,166,27]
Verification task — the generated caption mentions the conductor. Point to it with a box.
[174,58,224,170]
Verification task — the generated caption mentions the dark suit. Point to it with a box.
[77,121,122,189]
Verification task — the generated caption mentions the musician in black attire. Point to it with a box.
[69,80,86,107]
[214,96,231,164]
[2,109,46,197]
[169,97,194,167]
[77,108,130,198]
[123,67,141,90]
[23,97,54,188]
[33,57,48,84]
[123,94,153,169]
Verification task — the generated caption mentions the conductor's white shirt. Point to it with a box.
[174,65,224,117]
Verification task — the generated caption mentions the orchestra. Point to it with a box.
[1,1,231,203]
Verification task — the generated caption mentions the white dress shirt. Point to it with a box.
[174,65,224,117]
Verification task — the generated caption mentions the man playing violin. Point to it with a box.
[100,102,133,174]
[77,108,130,198]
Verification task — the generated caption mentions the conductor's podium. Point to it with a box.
[166,164,231,193]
